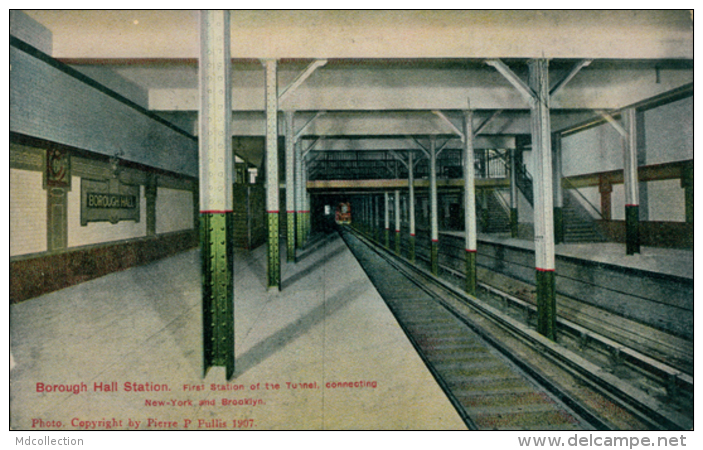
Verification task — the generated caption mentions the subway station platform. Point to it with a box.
[10,234,466,430]
[443,231,693,281]
[440,231,693,340]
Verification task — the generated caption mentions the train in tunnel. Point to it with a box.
[335,202,352,225]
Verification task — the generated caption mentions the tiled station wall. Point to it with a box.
[10,33,198,179]
[510,96,692,247]
[9,22,201,303]
[10,168,47,256]
[10,140,199,303]
[155,187,195,235]
[560,96,692,222]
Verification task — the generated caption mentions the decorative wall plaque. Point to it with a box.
[81,178,140,225]
[45,147,71,188]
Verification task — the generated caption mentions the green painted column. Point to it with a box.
[200,213,234,379]
[682,163,693,223]
[199,10,234,379]
[409,235,416,263]
[510,208,519,238]
[528,59,557,340]
[622,108,640,255]
[286,213,295,262]
[284,111,296,262]
[431,240,439,275]
[536,269,556,340]
[267,212,280,287]
[625,205,640,255]
[145,174,157,237]
[465,250,477,296]
[263,59,281,289]
[297,208,305,249]
[463,107,478,295]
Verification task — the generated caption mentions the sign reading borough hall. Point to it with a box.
[81,178,140,225]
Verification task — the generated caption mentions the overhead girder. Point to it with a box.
[227,109,619,139]
[17,10,692,191]
[29,11,692,60]
[298,135,516,151]
[145,62,692,112]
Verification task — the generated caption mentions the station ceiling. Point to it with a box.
[21,10,694,178]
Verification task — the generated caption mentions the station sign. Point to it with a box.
[81,178,140,225]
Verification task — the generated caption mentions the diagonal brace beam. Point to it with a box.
[279,59,328,104]
[598,110,628,138]
[295,111,326,141]
[409,135,430,158]
[486,59,536,104]
[432,110,465,142]
[474,109,503,137]
[550,59,592,98]
[389,150,409,169]
[302,136,323,158]
[435,136,455,158]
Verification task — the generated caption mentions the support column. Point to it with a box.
[509,148,519,237]
[384,191,390,248]
[145,174,157,236]
[529,59,556,340]
[304,164,311,241]
[553,133,564,244]
[360,196,365,231]
[263,59,280,289]
[622,108,640,255]
[463,108,477,295]
[681,163,693,223]
[636,110,649,222]
[408,152,416,263]
[295,139,305,249]
[430,137,439,275]
[367,194,376,239]
[394,189,401,255]
[284,111,296,262]
[199,10,234,378]
[599,175,612,220]
[375,195,381,242]
[370,195,374,235]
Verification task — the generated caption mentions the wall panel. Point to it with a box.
[10,169,47,256]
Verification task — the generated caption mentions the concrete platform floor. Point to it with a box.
[10,234,466,430]
[443,231,693,280]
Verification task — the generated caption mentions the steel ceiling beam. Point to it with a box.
[432,110,465,142]
[278,59,328,105]
[550,59,592,98]
[485,59,535,105]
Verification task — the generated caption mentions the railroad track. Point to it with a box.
[343,226,692,430]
